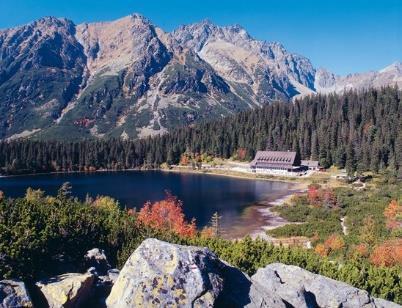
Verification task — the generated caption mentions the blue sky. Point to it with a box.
[0,0,401,75]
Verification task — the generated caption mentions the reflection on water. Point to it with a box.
[0,171,295,238]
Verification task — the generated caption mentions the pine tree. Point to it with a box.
[210,212,222,237]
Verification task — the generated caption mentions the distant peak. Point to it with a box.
[116,13,152,25]
[34,16,74,26]
[188,19,217,30]
[379,61,402,73]
[129,13,148,21]
[21,16,76,33]
[199,18,214,25]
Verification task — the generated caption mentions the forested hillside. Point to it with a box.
[0,87,401,175]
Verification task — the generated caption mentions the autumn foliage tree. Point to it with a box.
[307,184,321,206]
[307,184,337,208]
[236,148,247,161]
[384,200,402,230]
[179,153,190,166]
[137,192,196,238]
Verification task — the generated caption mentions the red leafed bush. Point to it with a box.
[307,184,337,208]
[307,184,321,206]
[137,192,196,238]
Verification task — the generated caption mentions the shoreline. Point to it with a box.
[0,166,309,187]
[247,187,307,241]
[1,166,309,241]
[161,166,310,186]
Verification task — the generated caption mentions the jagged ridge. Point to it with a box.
[0,14,400,140]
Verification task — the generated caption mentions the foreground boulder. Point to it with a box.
[106,238,286,307]
[251,263,400,308]
[106,238,225,307]
[36,272,95,308]
[106,239,400,308]
[0,280,33,308]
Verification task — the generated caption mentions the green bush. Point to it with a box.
[0,190,401,303]
[267,205,342,239]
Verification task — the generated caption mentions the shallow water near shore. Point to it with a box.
[0,170,296,238]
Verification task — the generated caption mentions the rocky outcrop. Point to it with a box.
[106,238,226,307]
[105,239,400,308]
[2,241,400,307]
[250,263,400,308]
[105,238,286,307]
[0,280,33,308]
[36,272,95,307]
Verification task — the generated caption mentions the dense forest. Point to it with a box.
[0,87,401,176]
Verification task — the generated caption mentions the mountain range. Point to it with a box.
[0,14,401,140]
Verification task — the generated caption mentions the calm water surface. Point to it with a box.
[0,171,295,238]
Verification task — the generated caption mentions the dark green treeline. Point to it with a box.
[0,87,401,175]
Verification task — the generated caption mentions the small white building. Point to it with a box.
[301,160,320,171]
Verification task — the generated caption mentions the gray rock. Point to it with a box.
[106,238,225,307]
[84,248,111,275]
[216,261,286,308]
[251,263,400,308]
[36,272,95,308]
[373,297,402,308]
[106,239,285,308]
[104,239,401,308]
[0,280,33,308]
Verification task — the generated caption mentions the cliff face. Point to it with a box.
[0,17,86,139]
[0,14,400,140]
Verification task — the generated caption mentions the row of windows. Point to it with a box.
[253,166,291,171]
[257,157,293,163]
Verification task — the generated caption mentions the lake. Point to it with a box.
[0,171,296,238]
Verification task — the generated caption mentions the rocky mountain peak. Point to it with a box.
[314,68,336,89]
[75,13,162,77]
[0,13,400,140]
[379,61,402,74]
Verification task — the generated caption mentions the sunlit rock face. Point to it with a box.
[0,14,400,140]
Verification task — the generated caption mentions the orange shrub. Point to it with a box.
[370,239,402,267]
[384,200,402,230]
[314,243,328,257]
[179,154,190,166]
[353,243,369,258]
[237,148,247,160]
[324,234,345,251]
[200,226,215,239]
[137,192,196,238]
